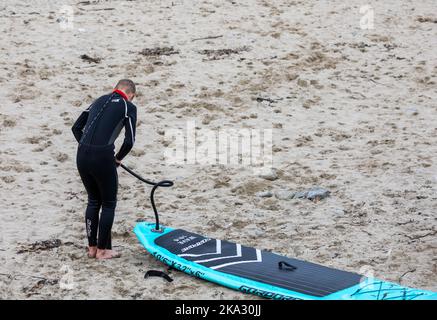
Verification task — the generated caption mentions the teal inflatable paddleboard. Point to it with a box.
[134,222,437,300]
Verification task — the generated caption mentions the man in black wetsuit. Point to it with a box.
[72,79,137,259]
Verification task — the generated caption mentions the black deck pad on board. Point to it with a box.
[155,229,363,297]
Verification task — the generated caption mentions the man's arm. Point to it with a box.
[71,110,89,143]
[71,99,99,143]
[115,104,137,161]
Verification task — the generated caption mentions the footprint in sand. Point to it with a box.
[0,159,33,173]
[11,84,41,103]
[25,136,45,145]
[32,141,52,153]
[55,153,69,163]
[1,176,16,183]
[2,117,16,128]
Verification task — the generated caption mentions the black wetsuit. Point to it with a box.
[72,90,137,249]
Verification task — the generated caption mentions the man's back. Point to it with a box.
[73,90,137,161]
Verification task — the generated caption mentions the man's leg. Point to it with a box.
[95,161,120,259]
[77,170,101,258]
[85,197,101,247]
[106,233,112,250]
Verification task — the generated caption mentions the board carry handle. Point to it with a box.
[278,261,297,271]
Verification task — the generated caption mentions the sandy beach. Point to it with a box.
[0,0,436,299]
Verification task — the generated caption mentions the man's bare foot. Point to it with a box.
[88,246,97,258]
[96,249,121,260]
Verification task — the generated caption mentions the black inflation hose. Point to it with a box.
[120,164,174,231]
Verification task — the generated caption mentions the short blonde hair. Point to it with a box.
[115,79,136,94]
